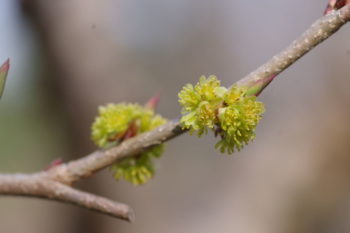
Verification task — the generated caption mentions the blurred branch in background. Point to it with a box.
[0,2,349,227]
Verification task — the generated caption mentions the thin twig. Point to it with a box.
[46,120,184,184]
[0,3,349,222]
[237,5,350,93]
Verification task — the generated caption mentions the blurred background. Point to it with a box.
[0,0,350,233]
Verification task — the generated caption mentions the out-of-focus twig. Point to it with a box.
[0,59,9,98]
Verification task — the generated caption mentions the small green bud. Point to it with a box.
[91,102,167,185]
[178,76,265,154]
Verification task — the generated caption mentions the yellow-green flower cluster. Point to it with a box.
[111,146,164,185]
[178,75,265,154]
[91,103,167,185]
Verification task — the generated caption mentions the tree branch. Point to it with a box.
[54,4,350,184]
[238,4,350,94]
[0,173,134,221]
[47,120,184,184]
[0,3,349,222]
